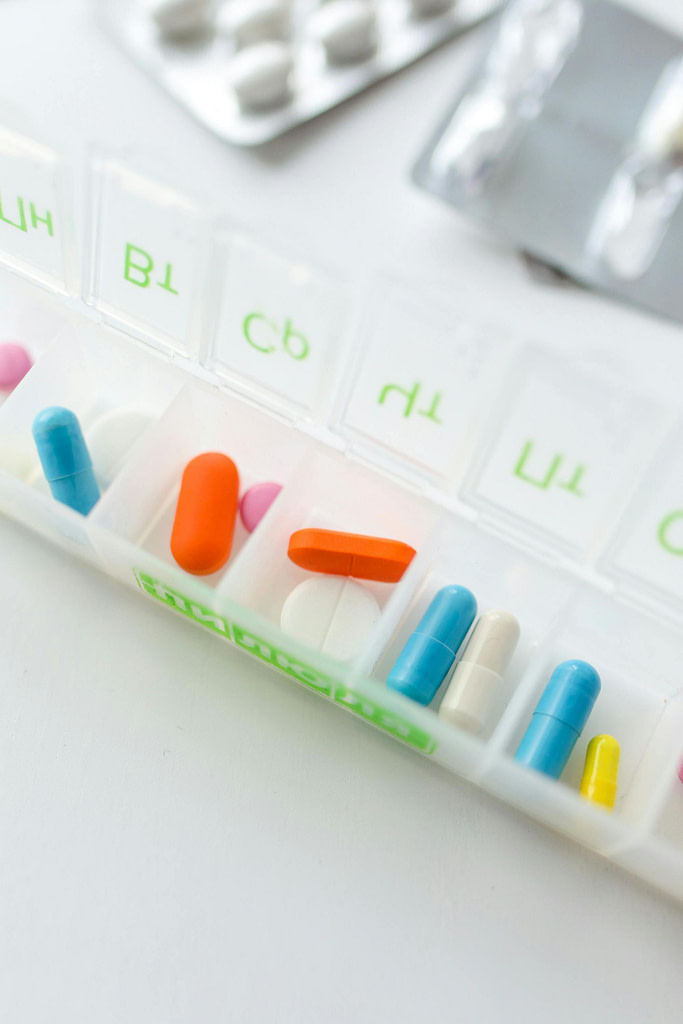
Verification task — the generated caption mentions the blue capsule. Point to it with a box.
[387,585,477,705]
[514,659,601,779]
[32,406,100,516]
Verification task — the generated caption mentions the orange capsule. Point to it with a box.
[288,528,416,583]
[171,453,239,576]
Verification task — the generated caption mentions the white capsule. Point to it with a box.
[438,609,520,735]
[281,575,380,663]
[409,0,454,16]
[216,0,291,49]
[229,41,294,110]
[86,409,155,491]
[150,0,213,40]
[308,1,378,65]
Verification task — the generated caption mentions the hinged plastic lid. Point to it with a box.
[602,427,683,622]
[0,125,75,294]
[207,228,353,422]
[333,280,510,492]
[85,156,353,422]
[85,156,211,359]
[459,347,670,563]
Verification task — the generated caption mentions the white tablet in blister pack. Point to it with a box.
[96,0,504,145]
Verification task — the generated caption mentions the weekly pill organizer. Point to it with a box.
[3,125,683,903]
[96,0,504,146]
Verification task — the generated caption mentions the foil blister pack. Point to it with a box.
[98,0,503,146]
[414,0,683,325]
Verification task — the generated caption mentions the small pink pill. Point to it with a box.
[239,481,282,532]
[0,343,32,392]
[678,758,683,784]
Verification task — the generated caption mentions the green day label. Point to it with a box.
[333,686,437,753]
[134,570,437,754]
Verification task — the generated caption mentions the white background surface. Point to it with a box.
[2,1,683,1020]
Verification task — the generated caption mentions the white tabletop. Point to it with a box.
[2,1,683,1021]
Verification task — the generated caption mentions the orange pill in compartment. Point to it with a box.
[171,452,239,576]
[288,528,416,583]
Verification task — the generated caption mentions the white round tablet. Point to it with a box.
[308,1,378,65]
[229,41,295,110]
[281,576,381,663]
[151,0,214,40]
[217,0,291,49]
[87,409,155,490]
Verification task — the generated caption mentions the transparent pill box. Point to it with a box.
[413,0,683,325]
[3,124,683,903]
[96,0,503,146]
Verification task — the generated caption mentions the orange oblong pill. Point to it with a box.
[288,528,416,583]
[171,452,239,576]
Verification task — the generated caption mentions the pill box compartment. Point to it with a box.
[370,515,576,718]
[91,378,311,588]
[482,591,683,848]
[220,446,439,654]
[0,323,185,558]
[363,516,578,779]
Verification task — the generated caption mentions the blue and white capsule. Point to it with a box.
[387,585,477,705]
[32,406,100,515]
[515,659,601,779]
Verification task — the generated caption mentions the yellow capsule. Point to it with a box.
[580,735,620,811]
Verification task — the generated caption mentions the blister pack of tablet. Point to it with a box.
[413,0,683,325]
[97,0,503,145]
